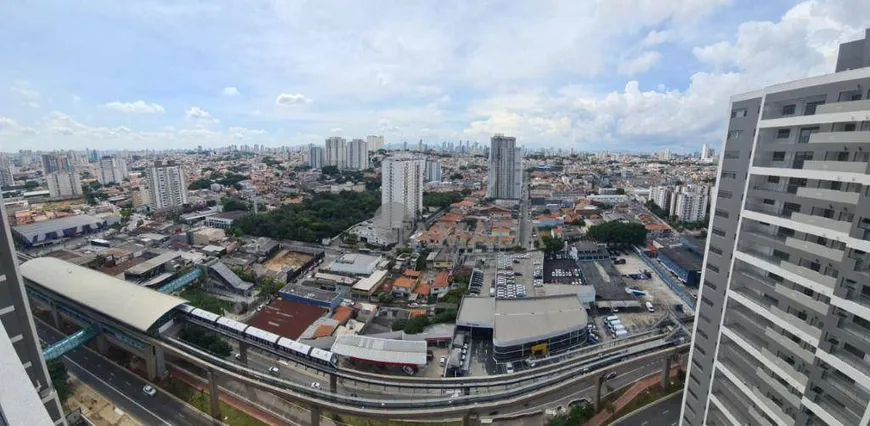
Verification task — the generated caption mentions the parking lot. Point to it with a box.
[543,252,584,284]
[493,254,528,299]
[613,252,693,315]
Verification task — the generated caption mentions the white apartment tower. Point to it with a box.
[325,137,347,169]
[487,134,522,199]
[347,139,369,170]
[0,155,13,187]
[673,186,709,222]
[425,159,442,183]
[682,29,870,426]
[41,154,82,198]
[650,186,673,212]
[145,163,188,210]
[308,145,324,169]
[366,135,385,152]
[701,144,713,161]
[381,155,425,225]
[97,156,127,185]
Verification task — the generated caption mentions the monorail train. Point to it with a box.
[174,304,339,369]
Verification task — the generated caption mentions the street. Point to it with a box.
[36,322,213,426]
[612,390,682,426]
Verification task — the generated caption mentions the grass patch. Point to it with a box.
[609,382,683,421]
[332,414,461,426]
[161,377,267,426]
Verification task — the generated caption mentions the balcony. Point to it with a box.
[778,261,838,292]
[764,325,816,364]
[774,283,829,316]
[801,160,868,174]
[790,212,853,234]
[795,186,860,204]
[825,371,870,408]
[770,305,823,342]
[711,384,754,425]
[841,322,870,350]
[815,395,860,426]
[809,130,870,144]
[755,365,802,409]
[828,347,870,380]
[784,236,845,262]
[816,98,870,115]
[735,266,779,292]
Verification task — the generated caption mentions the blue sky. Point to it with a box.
[0,0,868,152]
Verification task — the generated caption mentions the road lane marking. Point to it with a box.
[63,357,171,425]
[662,409,669,414]
[125,381,132,386]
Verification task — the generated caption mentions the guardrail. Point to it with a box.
[635,247,696,310]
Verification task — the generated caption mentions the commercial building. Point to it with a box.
[331,335,427,367]
[97,156,127,185]
[203,211,247,229]
[0,155,13,187]
[347,138,369,170]
[327,253,383,276]
[456,295,588,361]
[682,30,870,426]
[145,163,188,210]
[0,204,67,425]
[308,145,324,169]
[487,134,522,199]
[381,155,425,225]
[325,136,347,169]
[657,247,702,287]
[366,135,385,152]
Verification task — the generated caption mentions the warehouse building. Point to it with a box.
[456,295,588,361]
[657,247,702,287]
[12,215,108,247]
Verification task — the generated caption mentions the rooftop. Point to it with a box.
[331,335,428,366]
[12,215,105,240]
[246,299,327,340]
[20,257,187,332]
[456,297,495,328]
[658,247,703,271]
[493,295,588,347]
[578,261,634,301]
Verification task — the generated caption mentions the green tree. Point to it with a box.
[205,199,218,207]
[179,326,232,357]
[221,197,249,212]
[422,191,464,209]
[321,165,340,175]
[570,218,586,227]
[378,292,395,304]
[586,221,648,246]
[615,187,626,195]
[46,359,72,403]
[391,318,408,331]
[24,180,39,190]
[188,178,214,190]
[404,316,431,334]
[540,236,565,252]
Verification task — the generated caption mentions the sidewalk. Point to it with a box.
[169,365,291,426]
[587,370,679,426]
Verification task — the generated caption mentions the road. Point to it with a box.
[36,323,212,426]
[612,390,682,426]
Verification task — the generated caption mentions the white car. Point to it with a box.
[505,364,515,374]
[310,382,322,389]
[142,385,157,396]
[269,366,280,376]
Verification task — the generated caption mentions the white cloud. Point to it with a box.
[222,86,240,97]
[104,100,165,114]
[27,101,40,109]
[641,29,674,47]
[0,117,19,131]
[228,126,267,139]
[185,106,219,124]
[11,81,40,100]
[330,127,343,133]
[276,93,311,105]
[618,51,662,76]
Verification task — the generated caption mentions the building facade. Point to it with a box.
[308,145,324,169]
[682,31,870,426]
[97,156,127,185]
[45,171,83,199]
[0,155,13,187]
[0,202,67,425]
[145,163,188,210]
[366,135,385,152]
[325,137,347,169]
[347,139,369,170]
[425,159,442,183]
[674,186,710,223]
[381,155,425,225]
[487,134,522,199]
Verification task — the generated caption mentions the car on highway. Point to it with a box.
[142,385,157,396]
[268,366,280,376]
[605,372,618,380]
[310,382,322,389]
[505,363,515,374]
[233,352,242,360]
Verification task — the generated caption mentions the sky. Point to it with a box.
[0,0,868,153]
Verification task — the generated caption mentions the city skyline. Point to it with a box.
[1,1,867,152]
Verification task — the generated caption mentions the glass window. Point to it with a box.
[728,130,741,140]
[804,101,825,115]
[731,109,747,118]
[776,129,791,139]
[782,104,796,115]
[773,152,786,161]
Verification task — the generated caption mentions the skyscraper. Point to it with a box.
[325,137,347,169]
[701,144,713,161]
[0,155,14,187]
[41,154,82,199]
[486,134,522,199]
[145,162,188,210]
[97,156,127,185]
[425,159,442,183]
[681,30,870,426]
[308,145,324,169]
[347,139,369,170]
[381,155,425,226]
[366,135,384,152]
[0,202,66,425]
[673,186,709,223]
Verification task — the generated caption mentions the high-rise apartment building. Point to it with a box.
[487,134,522,199]
[381,155,425,226]
[347,139,369,170]
[425,159,442,183]
[41,154,72,174]
[0,155,14,187]
[682,30,870,426]
[673,186,709,223]
[46,172,83,199]
[0,202,66,425]
[650,186,673,212]
[145,163,188,210]
[366,135,384,152]
[308,145,324,169]
[701,144,713,162]
[325,137,347,169]
[97,156,127,185]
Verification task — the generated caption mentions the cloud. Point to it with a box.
[227,126,266,139]
[27,101,41,109]
[185,106,219,124]
[330,127,343,133]
[222,86,240,97]
[104,100,165,114]
[0,117,20,131]
[276,93,311,105]
[641,30,674,47]
[11,81,40,100]
[618,51,662,76]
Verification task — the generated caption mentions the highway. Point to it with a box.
[36,322,212,426]
[613,390,682,426]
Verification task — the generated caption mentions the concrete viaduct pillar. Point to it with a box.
[95,334,109,354]
[207,369,222,425]
[662,353,673,391]
[309,405,321,426]
[329,373,337,393]
[144,345,167,381]
[238,341,249,365]
[462,412,477,426]
[49,301,61,328]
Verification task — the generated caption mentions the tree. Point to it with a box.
[221,197,249,212]
[586,221,648,246]
[321,165,340,175]
[422,191,464,209]
[415,249,430,271]
[378,292,395,304]
[391,318,407,331]
[24,180,39,190]
[188,178,214,190]
[404,316,431,334]
[449,172,463,180]
[179,326,232,357]
[46,359,72,403]
[615,188,626,195]
[205,199,218,207]
[570,218,586,227]
[540,236,565,252]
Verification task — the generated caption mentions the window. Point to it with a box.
[731,108,747,118]
[776,129,791,139]
[714,209,730,219]
[718,190,733,199]
[798,127,819,143]
[700,313,712,323]
[710,246,723,255]
[782,104,796,115]
[773,152,786,161]
[712,227,726,237]
[704,280,717,291]
[804,101,825,115]
[697,329,709,340]
[728,130,741,140]
[702,297,714,308]
[721,171,737,179]
[707,264,720,273]
[693,343,707,356]
[724,151,740,159]
[763,198,775,205]
[768,175,780,183]
[845,123,857,132]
